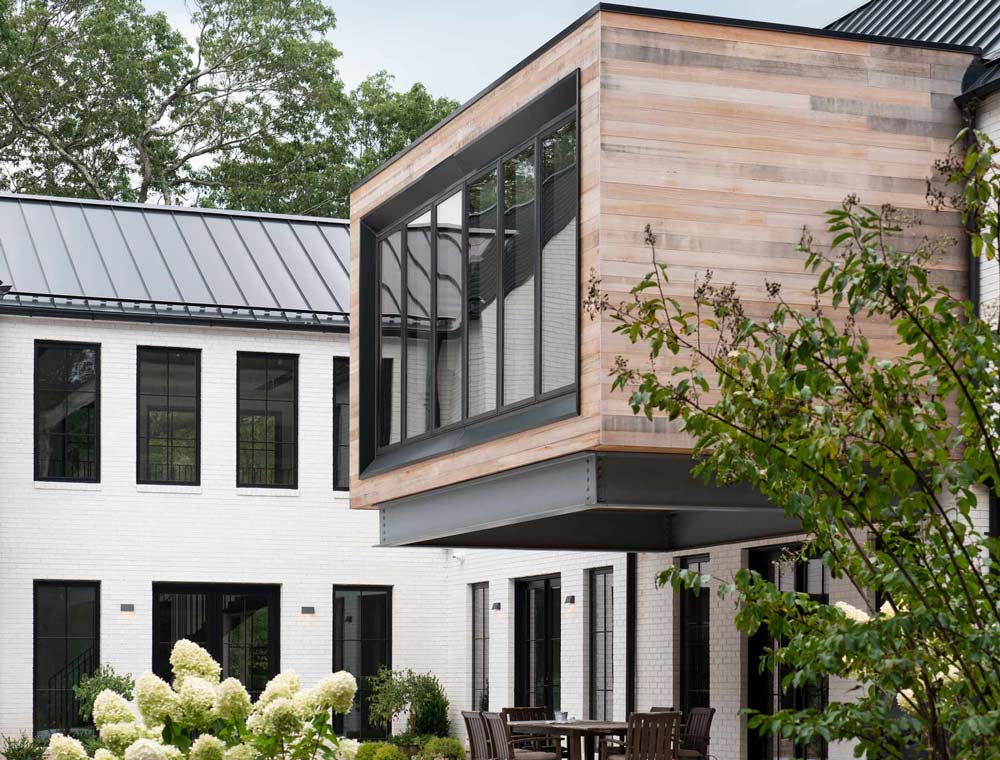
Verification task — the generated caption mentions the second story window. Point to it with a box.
[333,356,349,490]
[35,341,100,482]
[237,352,297,488]
[137,347,200,485]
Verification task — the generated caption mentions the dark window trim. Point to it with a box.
[150,582,281,689]
[588,567,614,720]
[514,573,561,711]
[363,95,580,477]
[33,579,101,736]
[136,346,202,486]
[34,340,101,483]
[236,351,299,489]
[471,582,490,710]
[678,554,710,716]
[333,356,350,491]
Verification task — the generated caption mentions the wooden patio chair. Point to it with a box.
[501,707,560,755]
[676,707,715,760]
[485,711,559,760]
[464,710,494,760]
[601,711,682,760]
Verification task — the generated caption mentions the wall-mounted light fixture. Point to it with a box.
[564,595,576,605]
[491,602,502,612]
[345,615,353,623]
[120,603,135,613]
[301,606,316,615]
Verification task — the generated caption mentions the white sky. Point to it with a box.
[142,0,866,102]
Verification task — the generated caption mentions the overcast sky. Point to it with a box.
[143,0,866,102]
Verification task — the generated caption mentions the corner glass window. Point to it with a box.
[436,192,464,428]
[237,352,297,488]
[467,170,499,418]
[406,210,433,437]
[34,341,99,482]
[502,144,537,406]
[379,232,403,446]
[137,347,199,485]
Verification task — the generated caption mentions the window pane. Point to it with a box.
[35,343,99,482]
[467,171,498,417]
[471,583,489,710]
[589,568,613,720]
[333,357,350,489]
[436,192,463,428]
[502,145,536,405]
[379,233,403,445]
[680,556,710,715]
[138,348,199,484]
[238,354,297,487]
[406,210,432,437]
[334,588,392,739]
[541,121,577,393]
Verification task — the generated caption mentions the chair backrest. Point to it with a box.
[650,707,676,713]
[502,706,550,722]
[483,711,515,760]
[681,707,715,755]
[464,710,492,760]
[625,711,682,760]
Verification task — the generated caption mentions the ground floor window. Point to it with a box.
[34,581,100,736]
[471,583,490,710]
[333,586,392,739]
[678,555,710,715]
[152,583,279,697]
[589,568,613,720]
[515,575,561,714]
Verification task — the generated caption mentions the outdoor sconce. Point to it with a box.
[345,615,353,623]
[301,606,316,615]
[564,595,576,605]
[120,604,135,613]
[491,602,502,613]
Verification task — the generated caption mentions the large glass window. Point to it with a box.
[35,342,99,482]
[137,347,199,484]
[153,584,279,698]
[333,357,349,490]
[679,555,710,716]
[515,575,561,713]
[34,581,99,736]
[369,115,576,461]
[333,587,391,739]
[589,567,613,720]
[471,583,490,710]
[237,353,297,488]
[502,145,537,406]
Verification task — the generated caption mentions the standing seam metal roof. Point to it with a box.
[0,193,350,330]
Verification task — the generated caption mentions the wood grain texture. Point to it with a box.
[347,9,974,510]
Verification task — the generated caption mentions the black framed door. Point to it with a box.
[333,586,392,739]
[747,549,828,760]
[152,583,279,697]
[515,575,561,713]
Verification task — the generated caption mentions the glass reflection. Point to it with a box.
[467,171,498,417]
[436,192,463,427]
[502,145,536,405]
[379,232,402,445]
[406,210,432,437]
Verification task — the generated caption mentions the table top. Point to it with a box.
[509,719,628,735]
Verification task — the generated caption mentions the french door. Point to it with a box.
[515,575,561,713]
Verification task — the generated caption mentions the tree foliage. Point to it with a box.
[0,0,457,215]
[585,129,1000,760]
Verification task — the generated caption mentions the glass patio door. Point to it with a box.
[515,576,561,713]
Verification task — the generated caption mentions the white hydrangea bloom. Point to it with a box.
[225,744,260,760]
[99,721,142,755]
[292,688,319,720]
[162,746,185,760]
[214,678,252,721]
[177,675,217,728]
[93,689,136,728]
[258,671,301,706]
[335,739,361,760]
[314,672,357,715]
[170,639,221,686]
[124,739,168,760]
[896,688,918,715]
[94,748,118,760]
[189,735,226,760]
[246,707,266,735]
[136,673,178,725]
[48,734,88,760]
[260,697,303,735]
[834,601,871,624]
[878,600,896,618]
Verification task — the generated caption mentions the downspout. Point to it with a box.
[625,552,637,716]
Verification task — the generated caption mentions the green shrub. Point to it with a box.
[420,737,465,760]
[73,664,135,722]
[68,730,101,757]
[385,734,432,750]
[1,733,45,760]
[357,743,407,760]
[367,668,450,736]
[410,674,449,737]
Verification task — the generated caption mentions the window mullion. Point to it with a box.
[430,204,438,430]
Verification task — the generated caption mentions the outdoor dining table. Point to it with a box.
[508,720,629,760]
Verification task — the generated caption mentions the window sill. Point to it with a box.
[34,480,101,491]
[238,488,300,497]
[137,484,203,494]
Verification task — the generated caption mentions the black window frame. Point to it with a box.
[678,554,711,717]
[471,582,490,710]
[34,340,101,483]
[588,567,614,720]
[136,346,201,486]
[333,356,350,491]
[332,585,393,740]
[151,582,280,697]
[514,573,561,713]
[359,74,580,478]
[236,351,299,489]
[33,579,100,737]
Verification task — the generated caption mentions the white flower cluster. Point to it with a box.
[335,739,361,760]
[135,673,178,726]
[214,678,252,722]
[314,672,358,715]
[93,690,136,728]
[48,734,89,760]
[170,639,222,687]
[833,601,871,624]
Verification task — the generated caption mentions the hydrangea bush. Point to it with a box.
[47,640,360,760]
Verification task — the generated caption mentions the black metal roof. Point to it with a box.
[827,0,1000,55]
[0,193,350,331]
